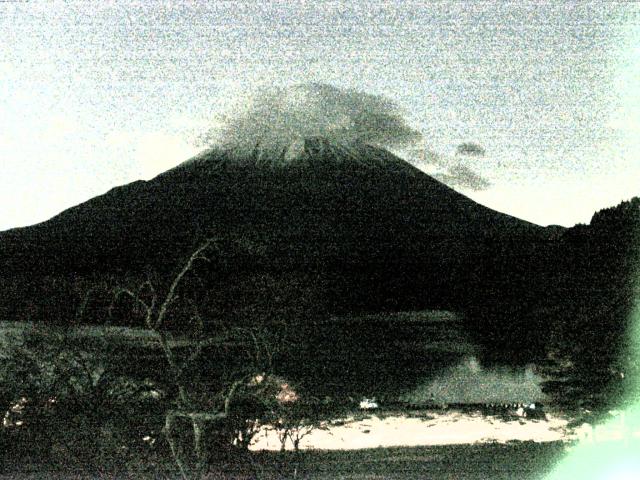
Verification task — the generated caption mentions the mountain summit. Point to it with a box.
[178,136,422,174]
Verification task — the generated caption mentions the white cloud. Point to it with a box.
[202,83,423,158]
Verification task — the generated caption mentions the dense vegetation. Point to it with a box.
[539,197,640,411]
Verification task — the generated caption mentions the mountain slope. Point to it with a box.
[0,139,558,333]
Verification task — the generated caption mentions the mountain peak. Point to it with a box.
[180,136,420,177]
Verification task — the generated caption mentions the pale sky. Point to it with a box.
[1,1,639,231]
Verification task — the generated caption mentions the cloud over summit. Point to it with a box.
[202,83,422,156]
[198,82,491,191]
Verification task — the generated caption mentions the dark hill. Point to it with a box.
[0,138,576,376]
[1,139,546,273]
[0,138,552,311]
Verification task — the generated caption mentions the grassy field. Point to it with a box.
[183,442,567,480]
[239,442,567,480]
[1,442,567,479]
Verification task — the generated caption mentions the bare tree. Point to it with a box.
[110,237,304,479]
[111,238,227,479]
[272,397,330,453]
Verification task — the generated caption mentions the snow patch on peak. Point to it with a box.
[172,136,422,179]
[228,135,413,172]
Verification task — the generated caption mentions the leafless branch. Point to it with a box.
[112,287,153,327]
[155,238,215,330]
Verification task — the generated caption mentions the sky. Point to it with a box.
[1,1,639,231]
